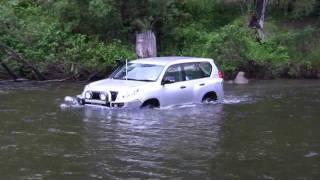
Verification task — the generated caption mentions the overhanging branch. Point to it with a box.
[0,41,46,80]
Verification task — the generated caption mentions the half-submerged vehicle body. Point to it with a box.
[77,57,224,108]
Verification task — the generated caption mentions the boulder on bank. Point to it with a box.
[234,71,249,84]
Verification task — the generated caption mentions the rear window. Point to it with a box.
[183,62,212,80]
[199,62,212,77]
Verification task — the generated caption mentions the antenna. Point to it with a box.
[125,59,128,80]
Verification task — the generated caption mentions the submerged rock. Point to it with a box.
[234,71,249,84]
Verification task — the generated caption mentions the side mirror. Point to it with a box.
[161,76,176,85]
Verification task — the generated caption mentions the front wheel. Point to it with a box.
[141,103,157,109]
[140,99,160,109]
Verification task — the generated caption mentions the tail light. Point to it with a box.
[218,71,224,79]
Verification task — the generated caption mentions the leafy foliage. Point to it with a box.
[268,0,318,17]
[169,21,289,78]
[0,1,134,77]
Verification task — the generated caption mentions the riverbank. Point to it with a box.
[0,75,319,84]
[1,62,320,82]
[1,1,319,81]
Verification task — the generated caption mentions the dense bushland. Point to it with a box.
[0,0,319,80]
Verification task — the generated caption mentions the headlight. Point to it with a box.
[85,91,92,99]
[99,93,107,101]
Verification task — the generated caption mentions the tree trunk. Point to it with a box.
[249,0,268,40]
[135,30,157,58]
[256,0,267,29]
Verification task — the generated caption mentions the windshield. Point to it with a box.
[112,63,164,82]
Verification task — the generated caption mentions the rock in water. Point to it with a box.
[234,71,249,85]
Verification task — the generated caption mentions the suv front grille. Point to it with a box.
[90,91,117,101]
[110,91,118,101]
[92,92,101,100]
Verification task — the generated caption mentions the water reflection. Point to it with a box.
[81,105,224,179]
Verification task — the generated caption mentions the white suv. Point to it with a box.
[77,57,224,108]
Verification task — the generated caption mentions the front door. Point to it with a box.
[160,64,193,106]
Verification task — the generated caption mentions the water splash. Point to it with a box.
[223,95,256,104]
[60,96,82,109]
[159,104,197,110]
[64,96,76,102]
[60,94,256,110]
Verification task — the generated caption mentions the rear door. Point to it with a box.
[182,62,213,103]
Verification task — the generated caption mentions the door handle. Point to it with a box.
[180,86,186,89]
[199,83,205,86]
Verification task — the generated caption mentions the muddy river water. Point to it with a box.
[0,80,319,179]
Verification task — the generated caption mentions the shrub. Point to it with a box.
[170,21,290,78]
[276,26,320,77]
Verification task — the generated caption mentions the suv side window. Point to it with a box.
[183,62,212,80]
[162,64,183,83]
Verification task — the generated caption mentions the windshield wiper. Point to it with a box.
[123,78,154,82]
[137,79,154,82]
[113,78,154,82]
[127,78,154,82]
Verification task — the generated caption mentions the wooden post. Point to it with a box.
[135,30,157,58]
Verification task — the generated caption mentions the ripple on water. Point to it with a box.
[0,90,8,94]
[223,95,257,104]
[2,80,319,179]
[304,152,319,158]
[47,128,78,136]
[0,108,17,112]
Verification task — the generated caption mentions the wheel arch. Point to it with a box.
[141,98,160,108]
[202,91,218,102]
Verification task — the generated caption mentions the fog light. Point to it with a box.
[99,93,107,101]
[85,92,92,99]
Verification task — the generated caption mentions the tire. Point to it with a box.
[141,103,156,109]
[141,99,160,109]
